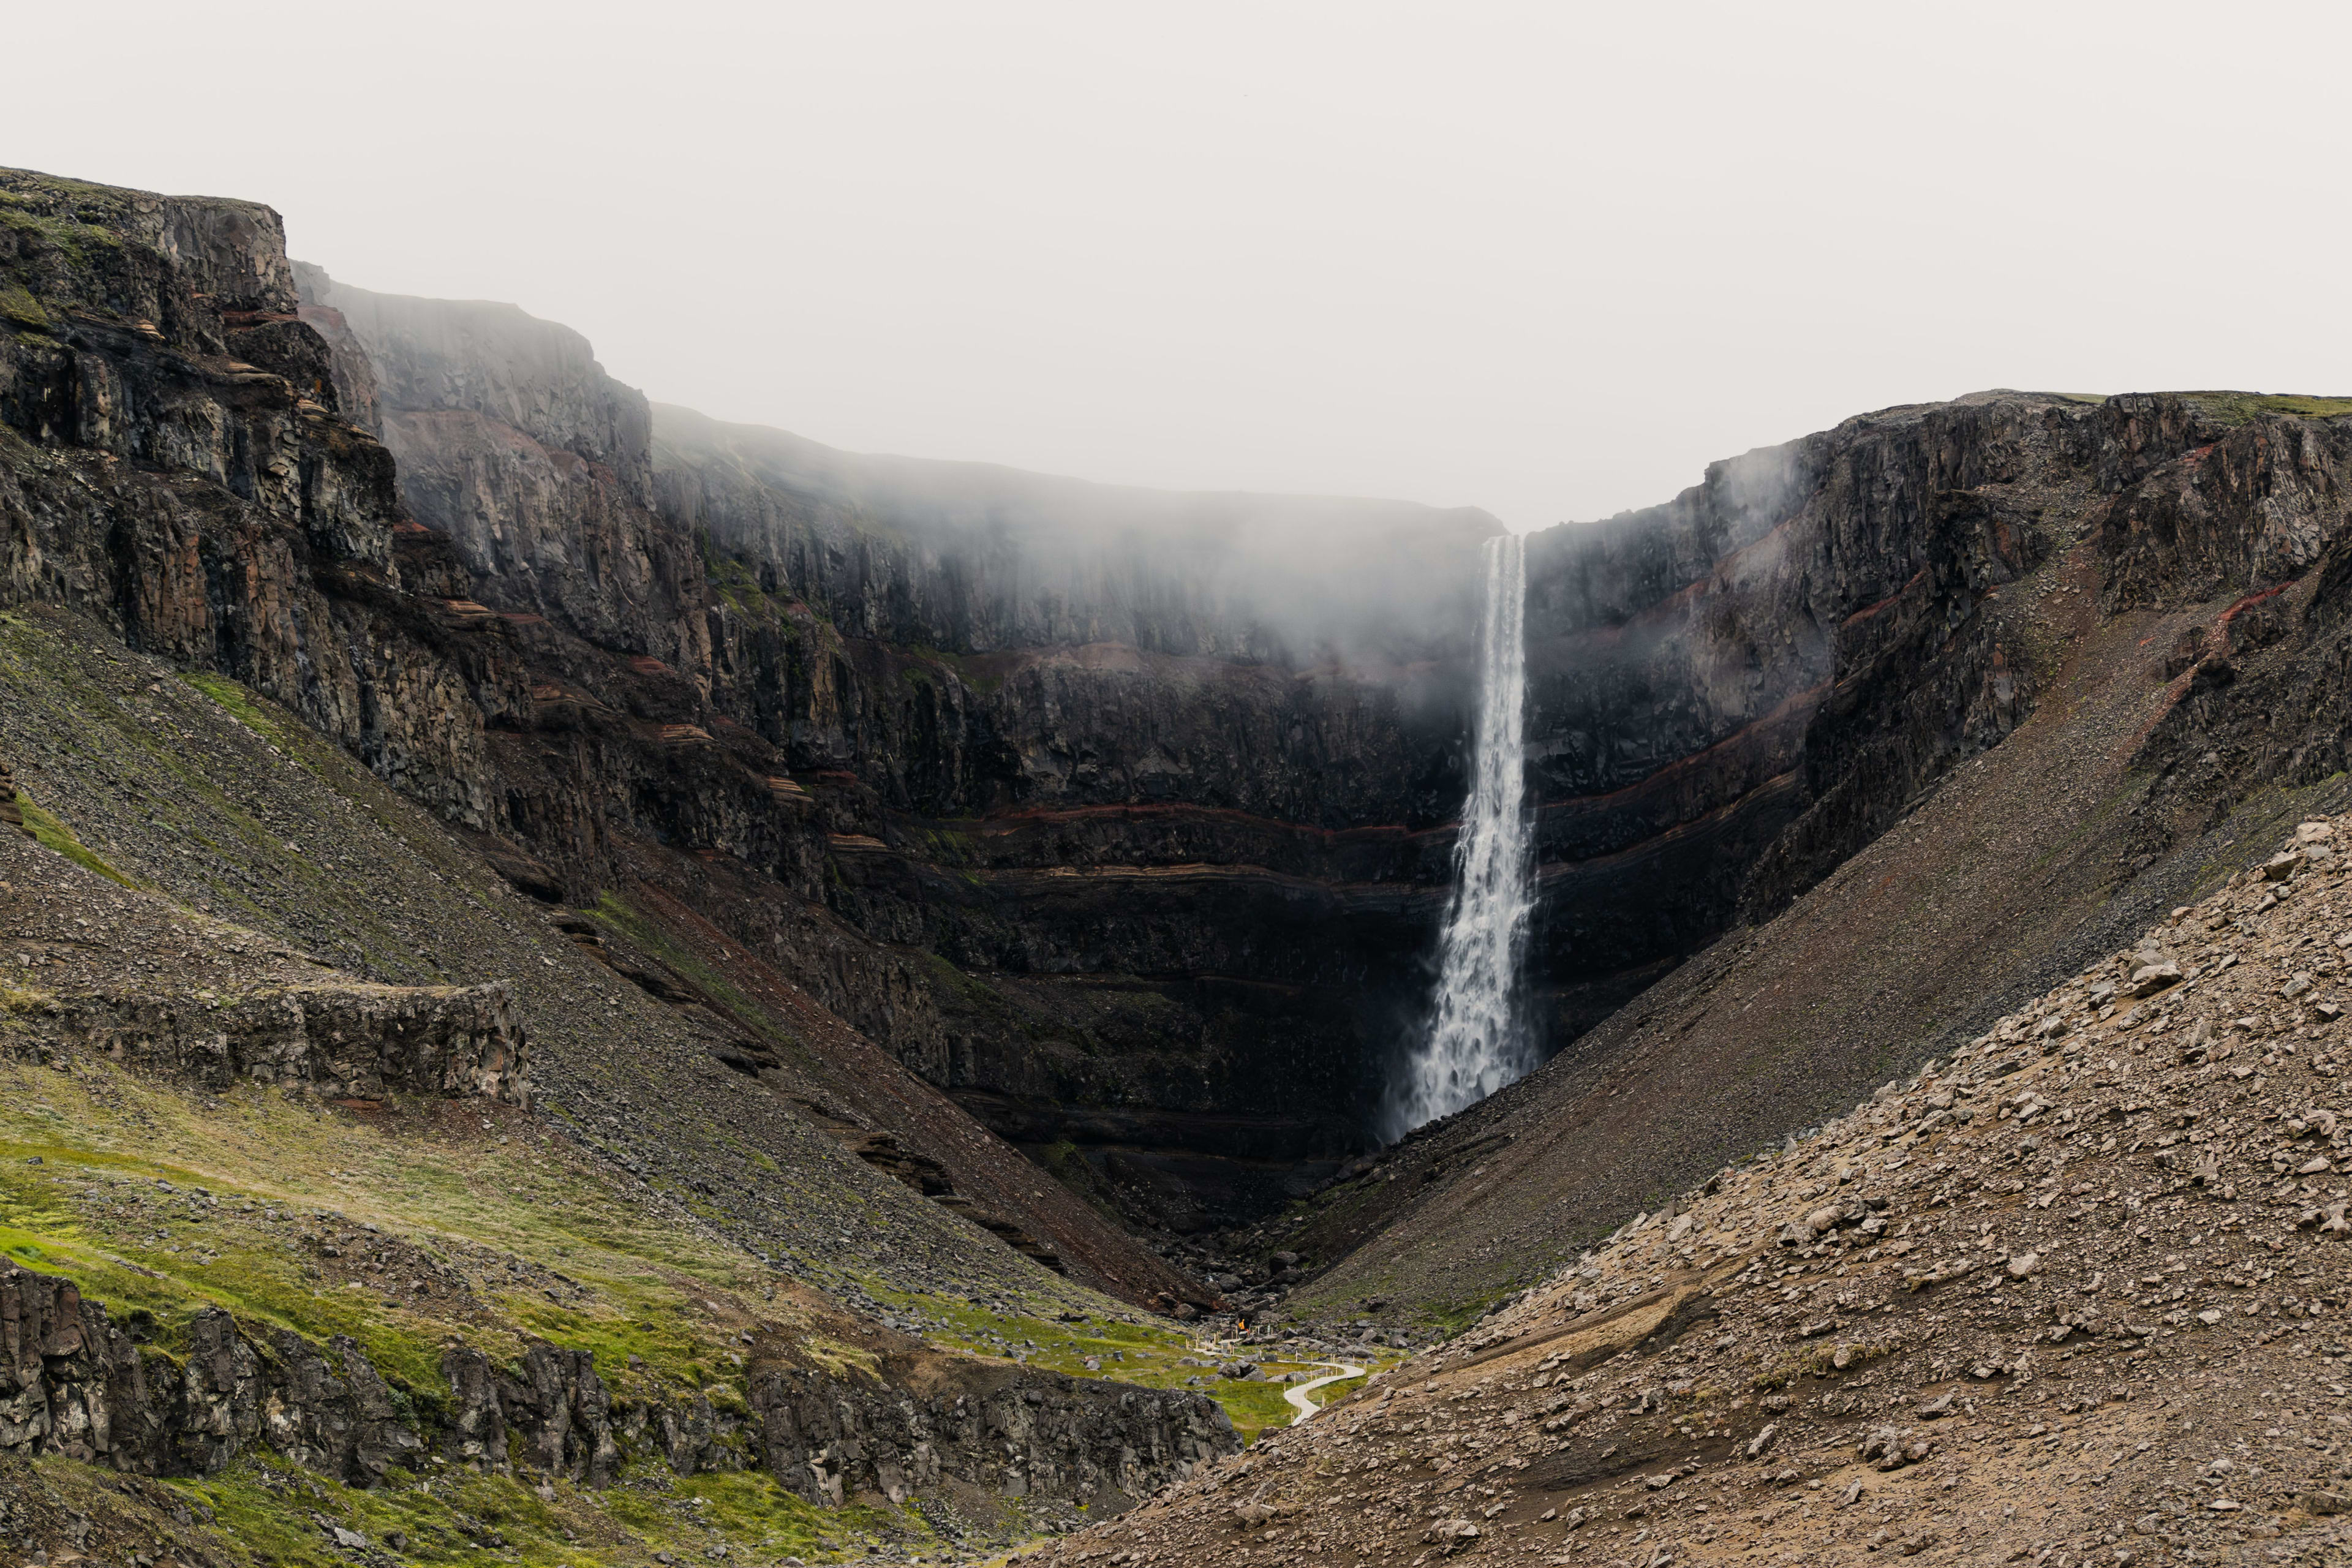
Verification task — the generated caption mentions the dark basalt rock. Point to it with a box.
[0,1259,1229,1509]
[1517,395,2076,1019]
[293,261,1491,1216]
[310,251,2302,1228]
[1274,391,2352,1317]
[438,1341,622,1485]
[0,165,1208,1284]
[746,1354,1232,1510]
[2096,407,2352,864]
[0,1267,417,1486]
[258,1325,423,1485]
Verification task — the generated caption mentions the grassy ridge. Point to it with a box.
[0,1052,932,1563]
[0,1040,1382,1563]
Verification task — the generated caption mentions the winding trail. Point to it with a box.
[1283,1361,1366,1424]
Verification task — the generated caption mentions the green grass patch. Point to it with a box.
[1752,1338,1889,1390]
[879,1290,1397,1443]
[0,279,48,327]
[695,530,799,628]
[1027,1137,1127,1226]
[0,980,50,1012]
[0,1054,999,1559]
[1308,1371,1370,1404]
[0,198,125,267]
[2180,391,2352,425]
[12,793,142,888]
[179,669,292,745]
[0,1054,797,1401]
[165,1449,900,1567]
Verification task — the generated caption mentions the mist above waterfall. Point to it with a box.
[652,401,1505,669]
[1381,531,1536,1139]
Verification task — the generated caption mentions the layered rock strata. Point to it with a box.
[293,261,1493,1215]
[306,242,2352,1226]
[0,167,499,829]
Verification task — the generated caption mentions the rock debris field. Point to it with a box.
[1038,817,2352,1566]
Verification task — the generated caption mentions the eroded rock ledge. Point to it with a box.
[0,1262,1234,1511]
[45,980,528,1105]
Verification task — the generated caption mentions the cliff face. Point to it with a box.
[0,1257,1229,1510]
[294,263,696,669]
[0,167,1207,1300]
[0,169,501,830]
[0,175,1496,1263]
[1512,397,2076,1041]
[1279,390,2352,1321]
[294,263,1496,1222]
[1506,393,2352,1052]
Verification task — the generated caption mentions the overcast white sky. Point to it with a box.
[7,2,2347,530]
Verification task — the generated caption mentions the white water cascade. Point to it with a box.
[1381,530,1536,1140]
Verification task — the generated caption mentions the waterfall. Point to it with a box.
[1382,530,1535,1140]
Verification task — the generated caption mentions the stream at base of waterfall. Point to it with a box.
[1381,530,1535,1140]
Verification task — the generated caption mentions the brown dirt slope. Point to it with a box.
[1046,811,2352,1566]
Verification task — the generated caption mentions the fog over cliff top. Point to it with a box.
[300,264,1499,665]
[652,402,1502,662]
[16,6,2350,531]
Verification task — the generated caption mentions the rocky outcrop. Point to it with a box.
[0,1261,158,1469]
[0,166,506,833]
[0,748,22,835]
[2099,404,2352,863]
[0,1265,414,1485]
[48,979,527,1103]
[252,1324,423,1485]
[748,1355,1231,1509]
[438,1342,621,1483]
[295,266,703,671]
[1506,393,2352,1056]
[0,1259,1231,1509]
[1513,397,2071,1040]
